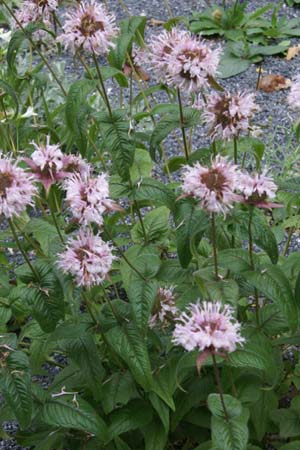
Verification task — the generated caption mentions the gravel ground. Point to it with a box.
[2,0,300,449]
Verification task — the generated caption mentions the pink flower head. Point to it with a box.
[165,34,221,92]
[287,76,300,109]
[24,137,65,192]
[149,286,178,328]
[196,91,259,140]
[57,228,115,287]
[62,154,91,178]
[63,172,119,226]
[14,0,58,40]
[239,169,278,208]
[148,28,190,82]
[0,154,37,218]
[181,156,238,214]
[57,0,118,55]
[173,301,244,353]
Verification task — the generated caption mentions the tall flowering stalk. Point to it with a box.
[195,91,259,163]
[173,301,244,420]
[181,156,239,279]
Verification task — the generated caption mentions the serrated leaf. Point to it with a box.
[142,419,168,450]
[0,351,32,429]
[243,265,298,332]
[42,398,108,441]
[102,372,136,414]
[24,218,61,257]
[97,109,135,180]
[129,148,153,183]
[105,323,153,391]
[133,178,175,210]
[174,199,209,268]
[250,390,277,440]
[109,399,152,438]
[128,277,158,330]
[208,394,249,450]
[131,207,170,244]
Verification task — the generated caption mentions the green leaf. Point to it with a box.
[24,218,61,257]
[208,394,249,450]
[65,79,96,155]
[102,372,137,414]
[105,323,153,391]
[227,329,283,386]
[129,148,153,183]
[142,419,168,450]
[250,390,277,440]
[174,199,209,268]
[218,249,255,273]
[149,392,169,432]
[272,397,300,438]
[150,108,200,152]
[133,178,175,210]
[120,244,161,291]
[128,277,158,330]
[15,261,65,333]
[280,442,300,450]
[250,212,279,264]
[131,206,170,244]
[97,109,135,180]
[0,80,19,119]
[49,324,105,400]
[243,265,299,332]
[42,398,108,441]
[0,351,32,429]
[109,399,152,438]
[219,52,252,79]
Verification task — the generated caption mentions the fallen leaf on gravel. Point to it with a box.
[286,45,300,60]
[148,18,165,26]
[258,74,291,92]
[123,63,150,82]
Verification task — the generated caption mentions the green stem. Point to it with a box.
[212,353,229,422]
[177,88,189,161]
[233,136,238,164]
[283,227,294,256]
[2,2,67,97]
[134,200,148,244]
[103,225,147,281]
[8,218,40,280]
[49,189,64,244]
[211,213,219,281]
[91,49,113,120]
[212,140,217,158]
[248,206,260,327]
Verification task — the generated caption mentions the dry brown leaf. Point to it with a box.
[148,18,165,27]
[286,45,300,60]
[258,74,291,93]
[123,63,150,82]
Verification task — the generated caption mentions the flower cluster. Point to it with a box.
[57,228,115,287]
[24,137,90,192]
[182,156,239,214]
[148,28,220,92]
[196,91,259,140]
[181,156,278,214]
[0,154,37,218]
[58,0,118,55]
[64,172,120,227]
[149,286,178,328]
[173,301,244,353]
[14,0,58,40]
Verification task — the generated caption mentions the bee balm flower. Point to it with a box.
[14,0,58,39]
[57,0,118,55]
[57,228,115,287]
[196,91,259,140]
[181,156,238,214]
[173,301,244,354]
[165,34,221,93]
[239,169,279,208]
[0,155,37,218]
[149,286,178,328]
[63,172,120,227]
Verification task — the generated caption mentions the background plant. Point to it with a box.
[0,1,300,450]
